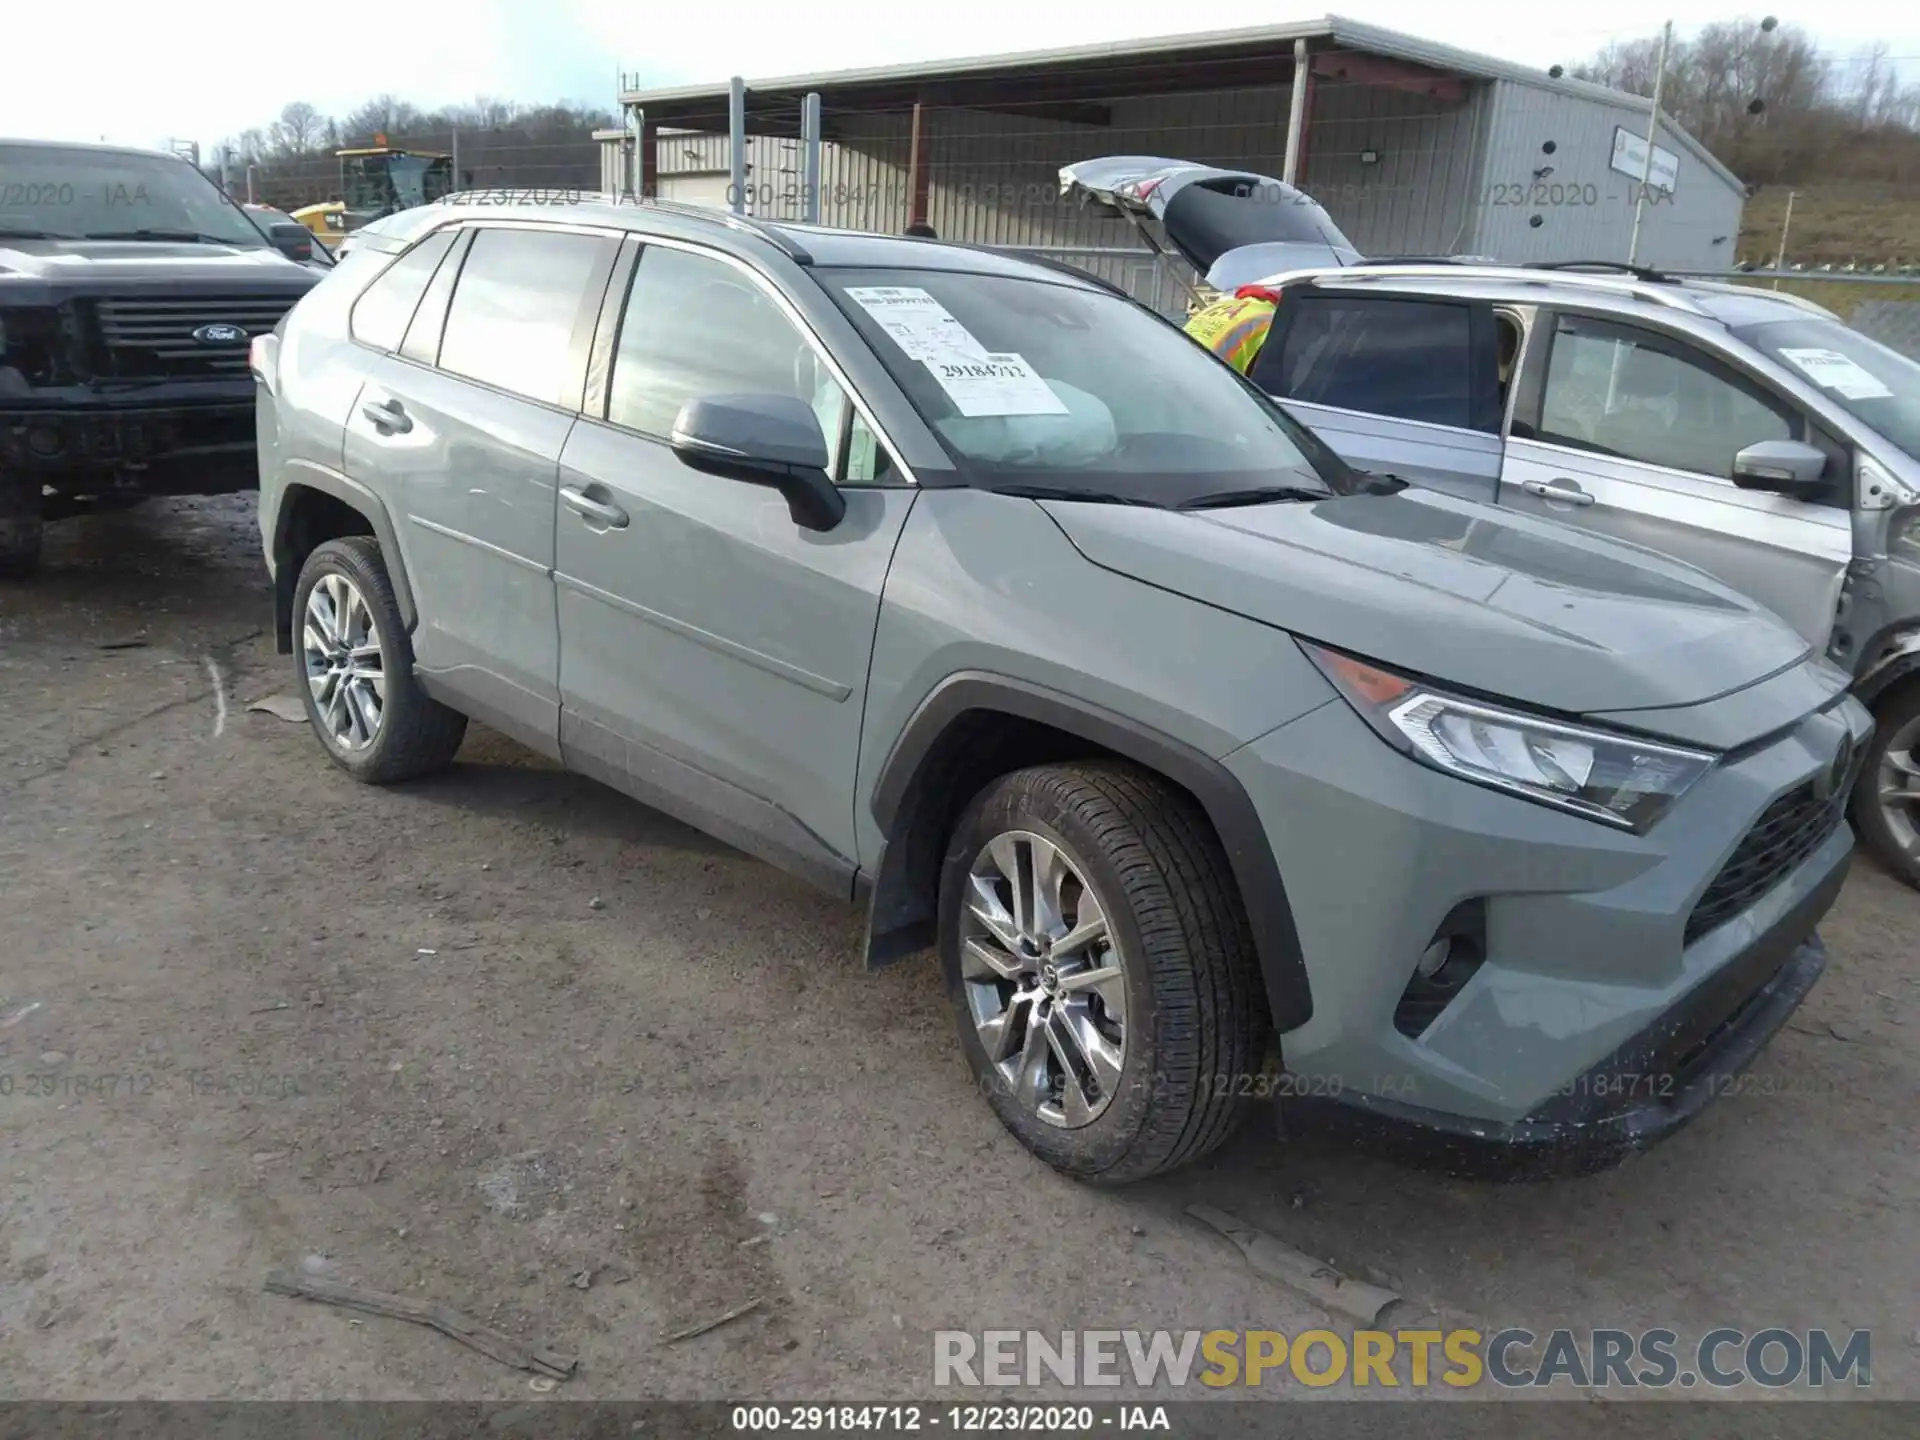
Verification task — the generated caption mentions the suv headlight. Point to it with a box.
[1303,644,1716,833]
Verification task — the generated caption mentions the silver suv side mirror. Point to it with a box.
[1732,439,1830,502]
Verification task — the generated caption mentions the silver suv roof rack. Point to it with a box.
[439,190,815,264]
[1310,263,1708,315]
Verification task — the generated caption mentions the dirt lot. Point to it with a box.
[2,496,1917,1406]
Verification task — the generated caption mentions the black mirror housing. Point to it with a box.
[670,393,847,532]
[266,222,313,264]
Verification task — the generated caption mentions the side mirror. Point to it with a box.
[266,222,313,264]
[670,393,846,532]
[1732,439,1830,501]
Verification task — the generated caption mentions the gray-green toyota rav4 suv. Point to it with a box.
[252,196,1870,1182]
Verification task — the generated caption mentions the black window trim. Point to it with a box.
[397,226,473,367]
[421,219,624,416]
[579,230,917,490]
[1513,306,1850,508]
[1253,288,1501,436]
[347,223,461,355]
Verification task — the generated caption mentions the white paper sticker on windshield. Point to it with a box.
[923,352,1069,418]
[1777,347,1894,401]
[844,286,991,363]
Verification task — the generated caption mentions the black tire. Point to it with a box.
[1851,677,1920,890]
[292,536,467,784]
[938,760,1268,1183]
[0,481,43,580]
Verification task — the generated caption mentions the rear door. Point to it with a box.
[1249,291,1505,503]
[1501,311,1853,646]
[341,221,619,753]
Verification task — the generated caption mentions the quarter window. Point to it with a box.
[1539,317,1794,478]
[1260,296,1478,429]
[348,228,456,351]
[438,227,612,407]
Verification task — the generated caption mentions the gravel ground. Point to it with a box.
[1,496,1915,1406]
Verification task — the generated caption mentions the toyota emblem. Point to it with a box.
[192,323,249,345]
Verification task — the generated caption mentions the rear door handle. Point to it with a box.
[560,486,629,529]
[1521,478,1594,507]
[360,397,412,435]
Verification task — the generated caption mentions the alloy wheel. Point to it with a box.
[960,830,1128,1129]
[302,572,386,751]
[1877,713,1920,861]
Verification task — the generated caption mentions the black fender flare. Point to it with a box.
[270,467,417,648]
[864,672,1314,1032]
[1855,630,1920,710]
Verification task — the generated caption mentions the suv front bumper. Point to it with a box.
[1,397,258,495]
[1225,684,1869,1175]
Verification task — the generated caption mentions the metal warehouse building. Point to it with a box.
[611,14,1746,310]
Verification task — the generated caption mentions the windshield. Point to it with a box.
[0,144,267,246]
[818,266,1342,506]
[1734,316,1920,458]
[343,154,453,215]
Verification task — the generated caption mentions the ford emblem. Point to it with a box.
[192,323,249,345]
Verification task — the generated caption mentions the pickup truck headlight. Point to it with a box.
[1303,643,1716,833]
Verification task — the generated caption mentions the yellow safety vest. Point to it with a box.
[1184,293,1277,375]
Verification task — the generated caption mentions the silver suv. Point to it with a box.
[252,196,1869,1182]
[1234,260,1920,888]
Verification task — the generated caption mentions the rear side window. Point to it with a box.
[1259,296,1478,430]
[438,227,613,407]
[348,229,456,351]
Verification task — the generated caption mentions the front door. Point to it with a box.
[552,238,915,890]
[1501,311,1853,647]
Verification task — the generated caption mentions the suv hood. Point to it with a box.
[1058,156,1361,293]
[1042,487,1813,719]
[0,238,317,292]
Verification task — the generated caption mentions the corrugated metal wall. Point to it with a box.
[1469,80,1745,270]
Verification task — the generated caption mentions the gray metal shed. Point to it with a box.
[614,14,1746,306]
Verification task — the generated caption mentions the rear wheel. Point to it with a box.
[1853,678,1920,889]
[938,761,1268,1183]
[0,478,43,579]
[292,536,467,784]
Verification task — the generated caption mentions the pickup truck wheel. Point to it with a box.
[938,760,1267,1183]
[293,537,467,784]
[1853,678,1920,889]
[0,481,43,579]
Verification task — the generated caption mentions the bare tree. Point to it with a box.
[270,102,326,157]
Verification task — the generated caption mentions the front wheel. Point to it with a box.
[1852,678,1920,889]
[938,761,1268,1183]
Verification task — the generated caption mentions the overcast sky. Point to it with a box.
[4,1,1916,152]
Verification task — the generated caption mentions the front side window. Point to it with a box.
[438,227,611,407]
[1540,316,1794,478]
[1260,295,1478,429]
[607,244,894,484]
[818,266,1337,506]
[0,143,268,246]
[349,228,457,351]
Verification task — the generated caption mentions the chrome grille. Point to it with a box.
[1685,780,1846,947]
[94,293,300,377]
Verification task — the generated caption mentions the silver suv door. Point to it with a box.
[551,238,916,890]
[1249,291,1506,504]
[1501,310,1852,647]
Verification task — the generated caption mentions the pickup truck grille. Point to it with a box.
[94,293,300,378]
[1684,779,1846,947]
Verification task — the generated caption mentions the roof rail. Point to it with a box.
[627,196,815,263]
[1525,259,1672,283]
[1310,263,1707,315]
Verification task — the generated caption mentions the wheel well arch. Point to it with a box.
[862,673,1313,1031]
[272,478,413,653]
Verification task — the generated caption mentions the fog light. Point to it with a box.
[1416,937,1452,978]
[1394,900,1488,1040]
[27,425,63,458]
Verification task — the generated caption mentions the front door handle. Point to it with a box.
[1521,478,1594,507]
[560,486,629,529]
[360,397,412,435]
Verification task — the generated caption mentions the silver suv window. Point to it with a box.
[1732,316,1920,459]
[1539,315,1793,478]
[438,227,612,407]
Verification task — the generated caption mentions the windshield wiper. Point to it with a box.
[1351,469,1410,495]
[1175,485,1330,510]
[82,228,244,245]
[988,484,1160,507]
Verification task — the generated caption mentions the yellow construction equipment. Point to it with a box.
[292,139,457,243]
